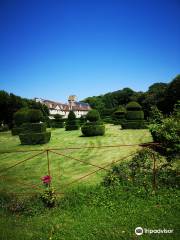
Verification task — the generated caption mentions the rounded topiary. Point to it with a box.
[13,108,29,127]
[65,111,79,131]
[126,101,142,111]
[27,109,43,123]
[81,109,105,136]
[122,101,146,129]
[12,108,29,135]
[112,106,126,125]
[86,109,100,122]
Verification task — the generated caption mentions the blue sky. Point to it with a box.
[0,0,179,102]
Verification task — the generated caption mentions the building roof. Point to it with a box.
[35,98,90,111]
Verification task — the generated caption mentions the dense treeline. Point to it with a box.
[0,91,49,128]
[0,75,179,127]
[83,75,180,119]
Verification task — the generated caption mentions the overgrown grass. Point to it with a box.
[0,125,179,239]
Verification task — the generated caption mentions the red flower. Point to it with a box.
[41,175,52,184]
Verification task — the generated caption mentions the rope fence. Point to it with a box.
[0,143,160,196]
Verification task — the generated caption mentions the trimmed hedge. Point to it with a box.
[120,101,146,129]
[121,120,147,129]
[65,111,79,131]
[19,132,51,145]
[81,123,105,136]
[13,108,29,126]
[11,126,22,135]
[86,110,100,122]
[113,119,126,125]
[112,106,126,125]
[126,110,144,120]
[27,109,43,123]
[126,101,142,110]
[21,123,46,133]
[81,109,105,136]
[18,109,51,144]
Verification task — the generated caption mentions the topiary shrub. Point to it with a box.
[11,126,22,135]
[81,122,105,136]
[51,114,64,128]
[126,101,142,111]
[86,109,100,122]
[79,115,86,126]
[65,111,79,131]
[26,109,43,123]
[81,110,105,136]
[13,108,29,126]
[11,108,29,135]
[19,109,51,145]
[122,101,146,129]
[126,110,144,120]
[112,106,126,125]
[19,132,51,145]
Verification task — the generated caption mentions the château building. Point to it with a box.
[35,95,91,119]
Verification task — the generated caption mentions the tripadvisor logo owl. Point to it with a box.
[135,227,143,235]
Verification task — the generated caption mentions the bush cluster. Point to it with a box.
[81,110,105,136]
[103,148,179,190]
[149,116,180,161]
[65,111,79,131]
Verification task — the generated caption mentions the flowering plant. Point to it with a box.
[41,175,52,186]
[40,175,56,207]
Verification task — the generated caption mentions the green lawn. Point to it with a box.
[0,125,179,240]
[0,125,151,194]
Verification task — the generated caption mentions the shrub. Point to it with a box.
[26,109,43,123]
[86,109,100,122]
[149,106,164,124]
[112,106,126,125]
[51,114,64,128]
[65,111,79,131]
[103,148,179,190]
[81,122,105,136]
[126,101,142,110]
[121,120,147,129]
[19,132,51,145]
[21,123,46,133]
[81,110,105,136]
[79,115,86,126]
[11,126,22,135]
[121,101,146,129]
[13,108,29,126]
[149,116,180,160]
[126,110,144,120]
[18,110,51,145]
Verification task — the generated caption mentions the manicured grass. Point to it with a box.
[0,125,179,240]
[0,125,151,194]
